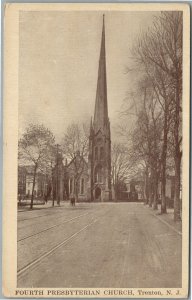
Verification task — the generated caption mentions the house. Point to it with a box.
[18,165,46,198]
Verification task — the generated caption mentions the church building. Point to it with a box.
[88,16,112,201]
[19,16,113,203]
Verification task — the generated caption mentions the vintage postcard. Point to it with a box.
[3,3,190,298]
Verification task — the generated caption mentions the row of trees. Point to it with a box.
[119,11,182,221]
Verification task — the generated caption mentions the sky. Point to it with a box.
[19,10,156,143]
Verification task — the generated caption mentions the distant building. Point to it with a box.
[18,165,46,198]
[126,180,144,201]
[18,166,26,196]
[158,175,176,208]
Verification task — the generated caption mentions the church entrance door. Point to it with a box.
[95,187,101,201]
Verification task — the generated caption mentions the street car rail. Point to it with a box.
[17,218,98,277]
[18,204,95,222]
[18,209,84,229]
[18,211,90,242]
[18,210,72,222]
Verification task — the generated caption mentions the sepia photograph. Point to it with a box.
[3,3,189,298]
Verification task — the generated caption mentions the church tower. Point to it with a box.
[88,16,112,202]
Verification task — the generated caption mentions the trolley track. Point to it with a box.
[18,206,101,231]
[17,218,98,277]
[18,211,90,242]
[17,207,114,278]
[18,204,96,222]
[18,209,72,222]
[18,209,88,229]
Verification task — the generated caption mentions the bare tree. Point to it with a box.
[62,122,89,203]
[132,106,162,209]
[120,76,163,209]
[39,144,60,207]
[18,124,55,209]
[131,12,182,219]
[112,142,135,200]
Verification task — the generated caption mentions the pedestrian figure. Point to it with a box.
[70,196,75,207]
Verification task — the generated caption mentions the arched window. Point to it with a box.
[94,170,97,183]
[98,167,103,183]
[94,165,103,183]
[95,147,98,160]
[100,147,104,159]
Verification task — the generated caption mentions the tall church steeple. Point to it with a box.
[93,15,109,133]
[88,15,112,202]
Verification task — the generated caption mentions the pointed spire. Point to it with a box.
[93,15,108,133]
[89,117,93,135]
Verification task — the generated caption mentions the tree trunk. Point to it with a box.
[74,179,78,204]
[144,168,149,205]
[174,74,181,222]
[114,185,118,202]
[174,152,181,221]
[149,193,153,207]
[161,165,167,214]
[52,185,55,207]
[148,178,153,207]
[52,170,55,207]
[153,170,158,210]
[56,164,61,206]
[30,164,37,209]
[161,116,168,214]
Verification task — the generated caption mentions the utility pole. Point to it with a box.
[44,167,47,202]
[56,144,61,206]
[52,160,55,207]
[56,144,59,205]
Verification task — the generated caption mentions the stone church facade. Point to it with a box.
[88,16,112,201]
[64,16,112,202]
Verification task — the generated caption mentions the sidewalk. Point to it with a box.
[18,200,69,212]
[143,203,182,235]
